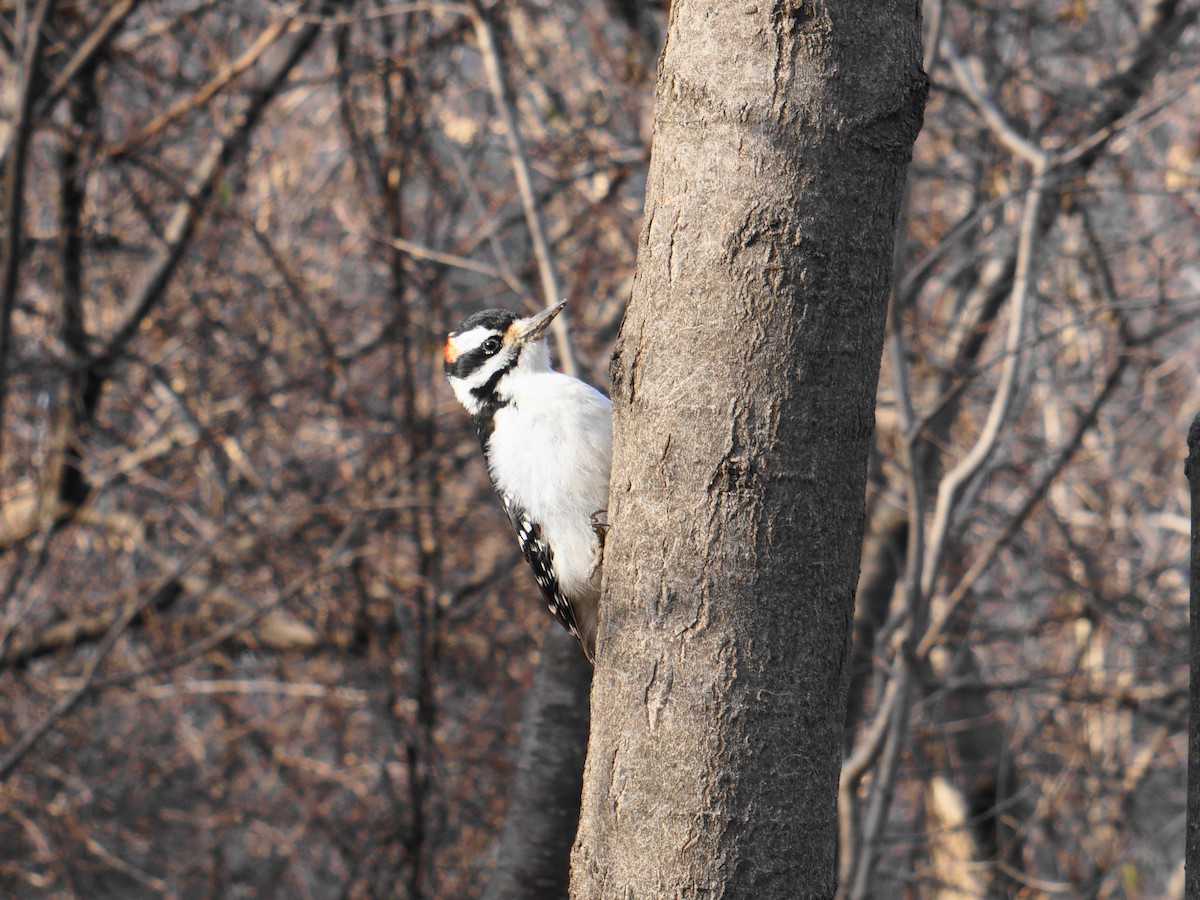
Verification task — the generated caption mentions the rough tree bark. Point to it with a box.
[571,2,926,896]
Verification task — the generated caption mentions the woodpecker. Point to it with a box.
[443,301,611,662]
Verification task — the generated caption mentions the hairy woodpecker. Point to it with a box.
[443,301,611,662]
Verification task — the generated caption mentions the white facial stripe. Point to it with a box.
[472,350,507,380]
[446,327,521,406]
[447,325,497,361]
[449,345,515,413]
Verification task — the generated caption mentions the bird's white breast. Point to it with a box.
[487,371,612,600]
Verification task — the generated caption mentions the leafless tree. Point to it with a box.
[0,0,1196,896]
[572,1,926,895]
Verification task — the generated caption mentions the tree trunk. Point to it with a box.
[1185,412,1200,897]
[571,2,926,896]
[484,624,592,900]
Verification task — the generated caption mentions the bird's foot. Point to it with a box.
[589,510,608,581]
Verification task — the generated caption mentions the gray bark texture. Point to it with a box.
[1186,413,1200,898]
[570,1,926,897]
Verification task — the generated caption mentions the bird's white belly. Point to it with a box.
[487,380,611,600]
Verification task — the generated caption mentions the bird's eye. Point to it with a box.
[482,337,502,355]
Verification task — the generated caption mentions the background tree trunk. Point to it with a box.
[3,1,1192,894]
[483,624,591,900]
[1186,412,1200,898]
[571,2,925,896]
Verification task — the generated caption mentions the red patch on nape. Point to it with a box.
[443,339,460,364]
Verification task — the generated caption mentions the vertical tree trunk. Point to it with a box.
[572,2,925,896]
[1186,412,1200,897]
[484,624,592,900]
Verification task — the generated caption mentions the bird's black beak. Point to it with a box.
[517,301,566,343]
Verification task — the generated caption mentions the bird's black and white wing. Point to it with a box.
[499,493,582,641]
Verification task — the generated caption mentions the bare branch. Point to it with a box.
[36,0,142,125]
[920,161,1048,599]
[87,678,372,705]
[917,354,1129,658]
[0,518,237,781]
[101,5,301,161]
[96,12,324,369]
[943,38,1047,168]
[0,0,53,482]
[369,231,505,279]
[469,0,578,376]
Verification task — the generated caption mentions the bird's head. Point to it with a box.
[443,301,565,415]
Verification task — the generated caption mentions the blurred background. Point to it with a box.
[0,1,1197,896]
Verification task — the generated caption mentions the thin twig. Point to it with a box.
[35,0,143,125]
[920,160,1048,599]
[88,516,365,690]
[292,1,471,25]
[850,164,1046,885]
[445,142,535,300]
[100,5,301,160]
[943,37,1047,169]
[468,0,578,375]
[921,0,945,74]
[0,0,54,487]
[96,13,324,370]
[848,665,914,900]
[917,355,1128,658]
[370,232,505,279]
[0,518,238,781]
[0,520,58,664]
[62,678,373,706]
[77,827,167,892]
[840,676,903,794]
